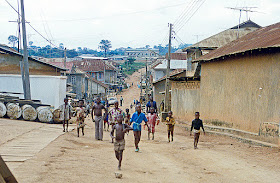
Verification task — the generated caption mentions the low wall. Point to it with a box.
[171,81,200,122]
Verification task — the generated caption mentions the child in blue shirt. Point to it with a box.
[130,104,150,152]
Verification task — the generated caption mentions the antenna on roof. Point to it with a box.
[226,7,260,38]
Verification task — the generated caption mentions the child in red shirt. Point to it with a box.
[147,107,159,140]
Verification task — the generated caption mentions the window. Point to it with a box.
[99,72,102,79]
[71,76,76,85]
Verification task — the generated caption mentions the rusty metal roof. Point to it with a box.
[183,20,261,52]
[193,22,280,63]
[74,59,117,72]
[0,45,67,71]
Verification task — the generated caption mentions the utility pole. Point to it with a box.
[145,57,148,104]
[140,70,143,97]
[64,47,67,76]
[164,23,172,112]
[20,0,31,100]
[104,65,106,84]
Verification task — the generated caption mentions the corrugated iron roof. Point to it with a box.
[193,22,280,63]
[182,20,261,52]
[48,61,74,73]
[0,45,67,71]
[74,59,117,72]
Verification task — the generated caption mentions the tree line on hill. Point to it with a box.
[7,35,191,58]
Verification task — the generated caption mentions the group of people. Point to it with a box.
[59,96,205,170]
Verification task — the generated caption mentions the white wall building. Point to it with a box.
[0,75,66,108]
[152,59,187,82]
[124,48,159,59]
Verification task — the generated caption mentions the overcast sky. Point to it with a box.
[0,0,279,50]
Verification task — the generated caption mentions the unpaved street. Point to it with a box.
[2,69,280,183]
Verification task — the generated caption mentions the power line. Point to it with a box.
[173,0,197,26]
[175,0,206,33]
[173,0,200,29]
[38,2,188,22]
[4,0,59,48]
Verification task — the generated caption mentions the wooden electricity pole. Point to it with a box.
[64,48,67,76]
[20,0,31,100]
[164,23,172,112]
[145,57,148,104]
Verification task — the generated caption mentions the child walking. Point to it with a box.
[129,104,150,152]
[165,111,175,142]
[190,112,205,149]
[110,114,133,170]
[76,100,86,137]
[147,107,159,140]
[124,108,130,124]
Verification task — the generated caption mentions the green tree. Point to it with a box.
[98,40,112,57]
[127,57,136,64]
[8,35,18,48]
[59,43,64,50]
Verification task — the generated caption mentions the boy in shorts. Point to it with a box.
[190,112,205,149]
[110,114,133,170]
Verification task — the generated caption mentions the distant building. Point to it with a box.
[124,48,159,60]
[74,58,118,84]
[67,68,108,100]
[151,59,187,82]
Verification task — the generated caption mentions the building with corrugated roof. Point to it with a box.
[171,20,262,122]
[183,19,261,76]
[0,44,68,108]
[191,21,280,136]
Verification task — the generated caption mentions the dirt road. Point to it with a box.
[9,69,280,183]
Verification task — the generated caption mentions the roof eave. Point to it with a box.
[193,46,280,63]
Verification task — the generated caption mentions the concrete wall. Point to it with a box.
[171,81,200,121]
[0,54,61,76]
[200,53,280,133]
[0,74,66,108]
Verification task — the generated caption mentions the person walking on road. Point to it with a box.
[146,96,157,114]
[120,96,124,106]
[190,112,205,149]
[109,101,124,143]
[130,104,150,152]
[110,114,133,170]
[165,111,176,142]
[59,98,72,132]
[91,97,107,141]
[76,100,86,137]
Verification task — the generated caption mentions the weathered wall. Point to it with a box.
[0,54,60,76]
[200,53,280,133]
[0,74,66,108]
[153,80,166,108]
[171,81,200,121]
[89,81,106,95]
